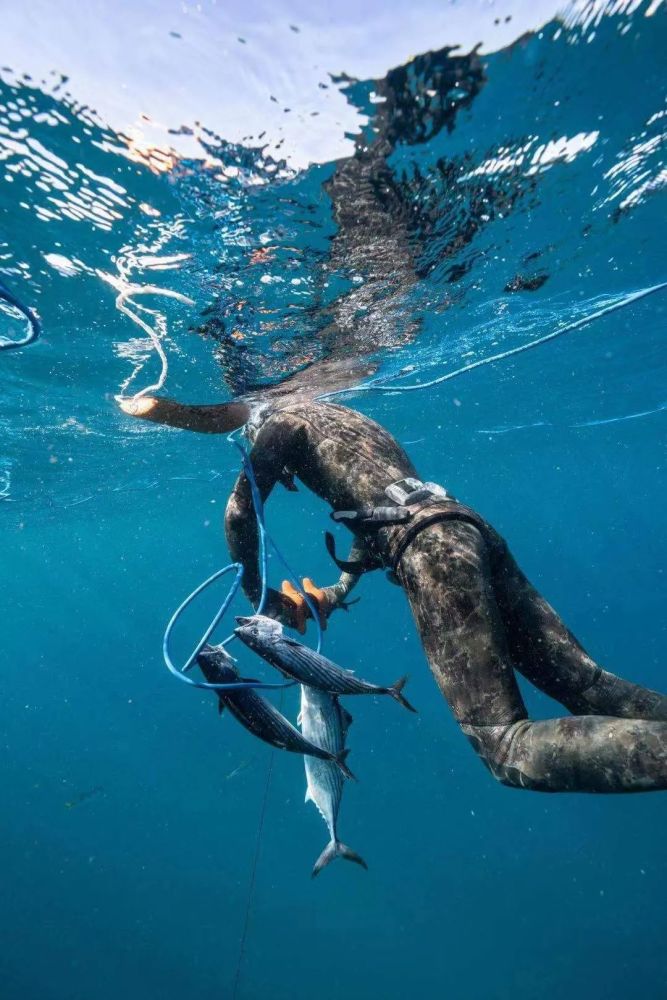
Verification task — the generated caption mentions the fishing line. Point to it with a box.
[319,280,667,399]
[230,696,282,1000]
[0,278,41,351]
[162,445,320,989]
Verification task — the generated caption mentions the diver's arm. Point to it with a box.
[225,417,298,605]
[225,469,263,604]
[118,395,249,433]
[321,538,368,609]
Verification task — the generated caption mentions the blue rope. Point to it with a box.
[0,279,41,351]
[162,431,323,692]
[229,432,324,653]
[162,564,288,692]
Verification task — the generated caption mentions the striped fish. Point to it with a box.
[197,645,355,780]
[299,684,367,877]
[235,615,416,712]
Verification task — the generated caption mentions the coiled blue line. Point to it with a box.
[0,279,41,351]
[162,431,323,692]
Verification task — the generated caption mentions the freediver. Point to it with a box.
[120,389,667,793]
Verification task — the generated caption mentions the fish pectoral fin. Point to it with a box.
[333,696,354,732]
[217,700,225,716]
[335,748,356,782]
[282,635,305,649]
[304,786,314,803]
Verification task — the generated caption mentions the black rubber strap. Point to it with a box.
[324,531,379,574]
[331,507,375,523]
[331,506,411,527]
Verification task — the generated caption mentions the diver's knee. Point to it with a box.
[461,719,536,790]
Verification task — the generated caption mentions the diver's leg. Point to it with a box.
[397,520,667,792]
[467,715,667,792]
[491,539,667,721]
[397,519,527,728]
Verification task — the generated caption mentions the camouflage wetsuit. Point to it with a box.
[224,399,667,793]
[122,389,667,792]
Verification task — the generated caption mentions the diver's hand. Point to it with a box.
[281,578,353,633]
[252,581,351,634]
[262,587,299,628]
[261,587,315,635]
[261,582,330,635]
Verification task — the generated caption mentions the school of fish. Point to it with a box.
[196,615,417,876]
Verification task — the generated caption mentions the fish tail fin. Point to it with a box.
[334,747,357,782]
[312,840,368,878]
[389,675,418,713]
[338,841,368,871]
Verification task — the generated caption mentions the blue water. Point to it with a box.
[2,2,666,998]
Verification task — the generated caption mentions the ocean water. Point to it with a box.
[2,2,666,998]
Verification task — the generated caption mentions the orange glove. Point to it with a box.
[303,578,330,631]
[280,579,330,634]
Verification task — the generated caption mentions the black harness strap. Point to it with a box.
[326,492,494,579]
[387,502,493,573]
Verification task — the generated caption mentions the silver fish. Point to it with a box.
[235,615,416,712]
[299,684,367,878]
[197,645,355,780]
